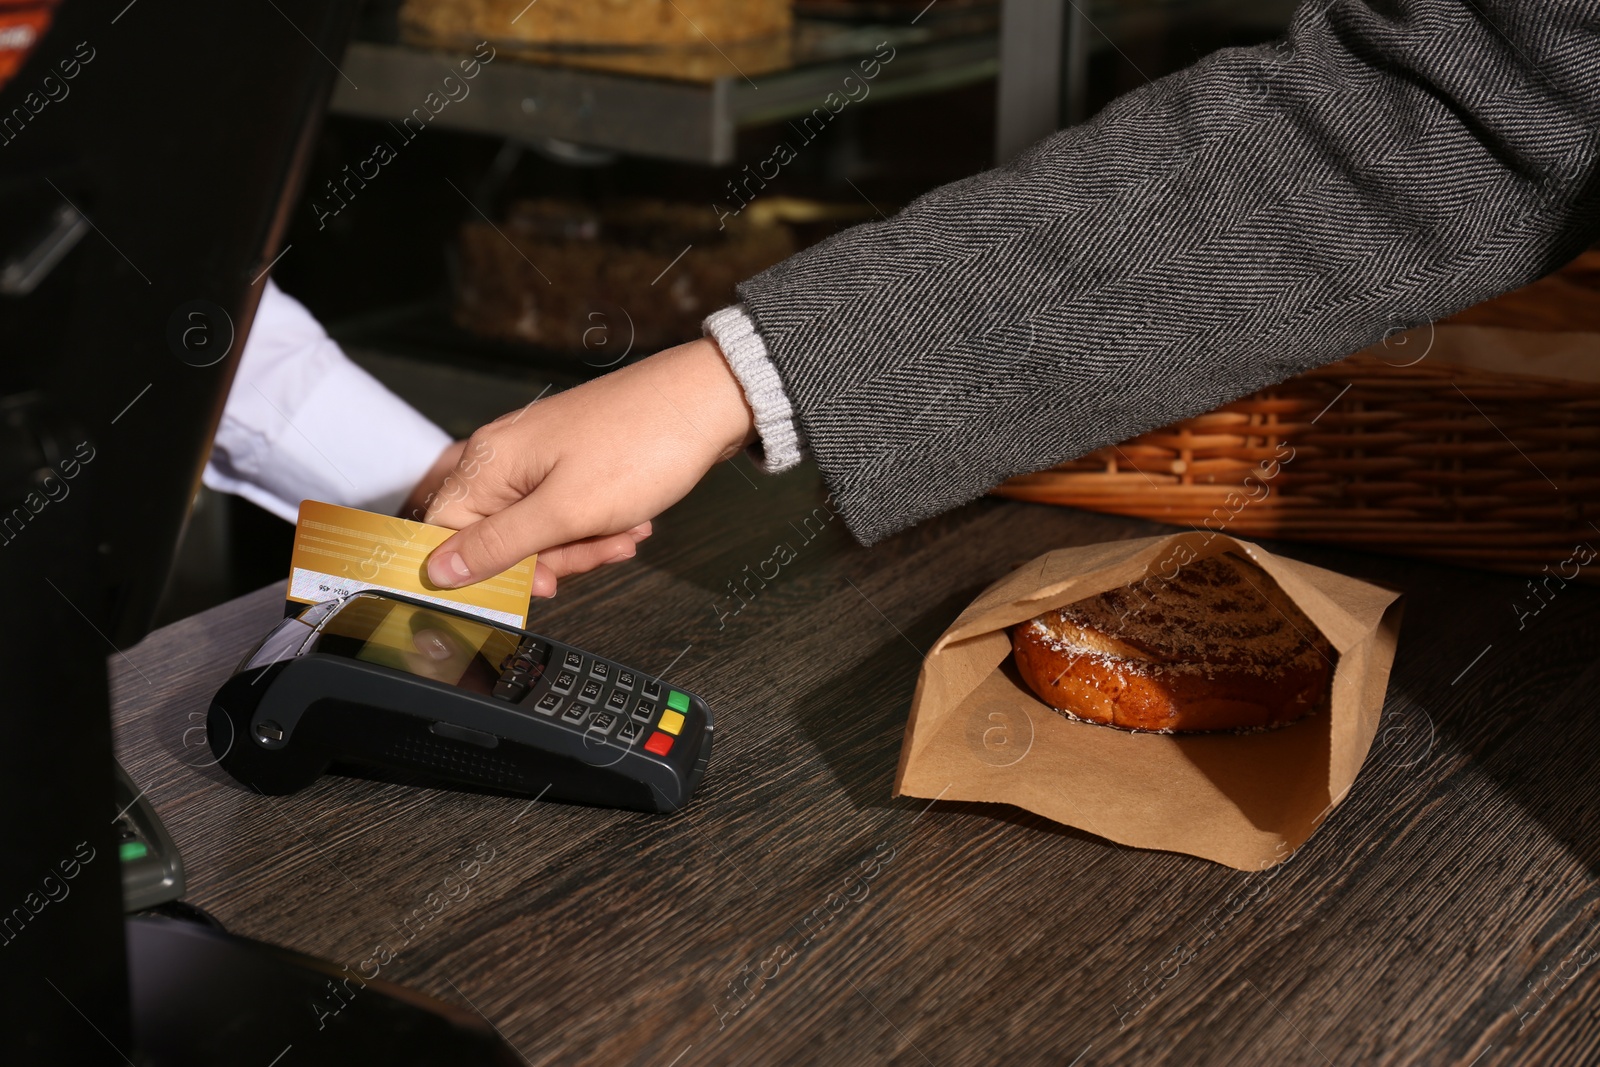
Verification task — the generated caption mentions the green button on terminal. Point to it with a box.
[666,690,690,713]
[119,841,149,862]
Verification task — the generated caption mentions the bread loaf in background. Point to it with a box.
[401,0,791,49]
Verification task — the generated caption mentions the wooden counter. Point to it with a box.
[111,459,1600,1066]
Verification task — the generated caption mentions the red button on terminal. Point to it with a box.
[644,731,674,756]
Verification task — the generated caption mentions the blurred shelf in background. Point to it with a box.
[330,18,1001,166]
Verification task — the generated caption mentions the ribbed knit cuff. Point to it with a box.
[703,303,804,473]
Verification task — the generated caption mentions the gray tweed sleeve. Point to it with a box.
[735,0,1600,544]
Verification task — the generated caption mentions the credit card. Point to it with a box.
[288,500,537,629]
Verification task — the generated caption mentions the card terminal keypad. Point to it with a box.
[487,630,694,762]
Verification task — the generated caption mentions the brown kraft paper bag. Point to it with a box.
[892,532,1404,870]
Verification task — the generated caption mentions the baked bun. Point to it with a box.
[1010,552,1333,733]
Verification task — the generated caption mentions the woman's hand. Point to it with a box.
[400,439,468,524]
[423,336,757,597]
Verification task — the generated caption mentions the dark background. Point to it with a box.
[154,0,1297,625]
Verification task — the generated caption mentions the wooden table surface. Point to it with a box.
[111,459,1600,1067]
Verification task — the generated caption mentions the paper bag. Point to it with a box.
[893,532,1403,870]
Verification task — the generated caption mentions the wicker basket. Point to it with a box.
[994,254,1600,580]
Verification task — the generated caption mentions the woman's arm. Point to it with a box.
[424,0,1600,587]
[735,0,1600,542]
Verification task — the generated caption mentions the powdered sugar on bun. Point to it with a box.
[1010,553,1334,733]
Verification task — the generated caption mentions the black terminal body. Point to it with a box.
[209,592,713,813]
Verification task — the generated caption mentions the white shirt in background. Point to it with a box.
[202,280,452,522]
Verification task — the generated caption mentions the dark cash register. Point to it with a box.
[0,1,521,1062]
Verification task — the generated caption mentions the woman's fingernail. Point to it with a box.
[629,523,651,542]
[606,547,635,564]
[428,551,472,588]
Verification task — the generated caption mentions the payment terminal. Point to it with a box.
[208,591,712,812]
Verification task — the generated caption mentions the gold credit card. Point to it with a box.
[288,500,537,629]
